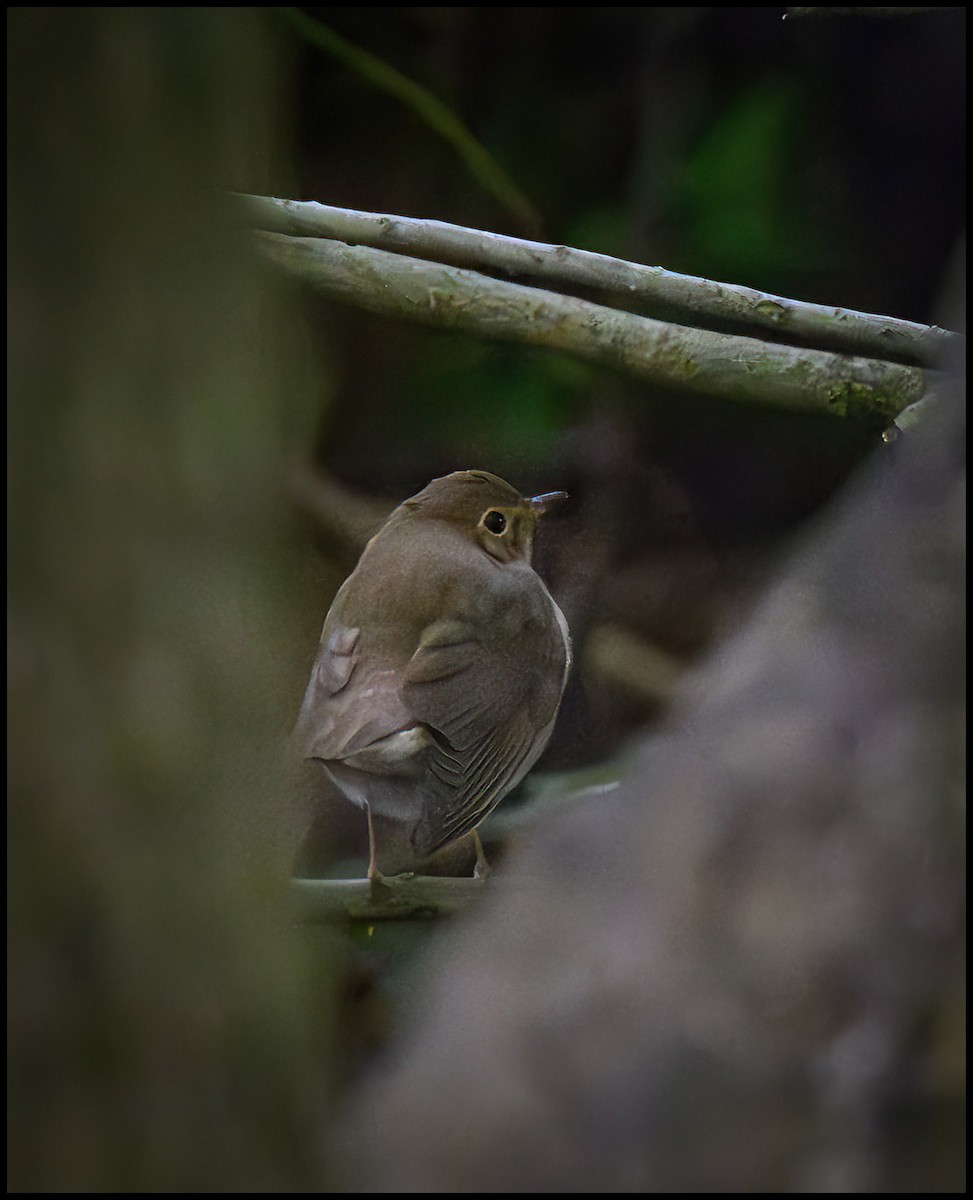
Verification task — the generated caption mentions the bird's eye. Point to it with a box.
[483,510,507,535]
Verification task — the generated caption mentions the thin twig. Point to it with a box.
[241,194,955,368]
[258,229,925,424]
[290,463,390,555]
[279,10,540,233]
[584,624,686,704]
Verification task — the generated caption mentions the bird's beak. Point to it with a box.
[529,490,568,516]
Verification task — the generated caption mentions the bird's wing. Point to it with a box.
[403,592,568,856]
[294,621,413,764]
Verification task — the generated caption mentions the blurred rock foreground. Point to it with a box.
[336,373,965,1193]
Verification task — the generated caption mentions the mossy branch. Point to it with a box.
[242,193,956,370]
[257,227,925,424]
[292,874,486,922]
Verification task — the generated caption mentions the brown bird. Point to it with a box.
[295,470,571,879]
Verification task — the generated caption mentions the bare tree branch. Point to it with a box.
[258,229,925,423]
[242,194,956,368]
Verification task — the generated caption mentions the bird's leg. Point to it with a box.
[365,805,388,888]
[472,829,491,880]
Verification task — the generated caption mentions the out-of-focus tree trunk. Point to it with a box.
[8,9,329,1191]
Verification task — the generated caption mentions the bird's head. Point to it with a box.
[400,469,567,564]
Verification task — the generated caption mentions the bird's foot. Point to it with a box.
[367,862,392,894]
[472,830,491,880]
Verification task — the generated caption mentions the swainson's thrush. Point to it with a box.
[295,470,571,879]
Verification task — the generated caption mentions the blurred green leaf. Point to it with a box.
[677,78,833,286]
[394,334,593,463]
[563,206,632,259]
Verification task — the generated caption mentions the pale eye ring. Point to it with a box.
[483,510,507,535]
